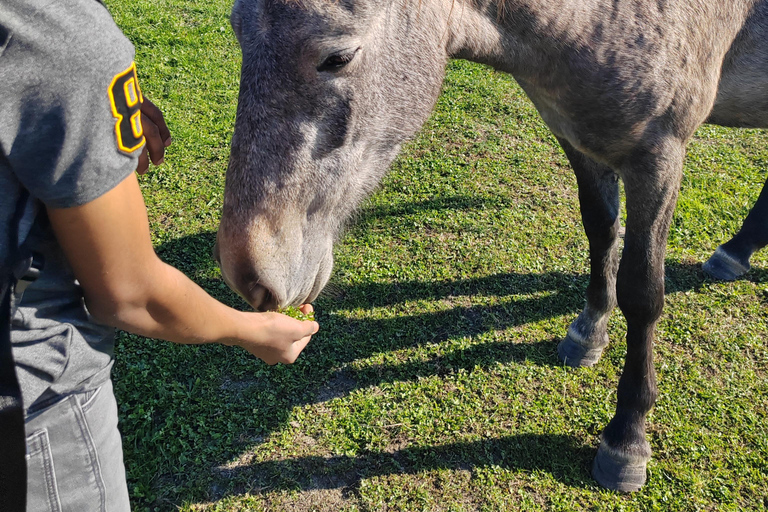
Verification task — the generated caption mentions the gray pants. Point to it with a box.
[24,379,130,512]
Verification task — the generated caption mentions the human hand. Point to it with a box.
[233,304,319,365]
[137,97,172,174]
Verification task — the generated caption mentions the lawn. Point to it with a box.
[107,0,768,510]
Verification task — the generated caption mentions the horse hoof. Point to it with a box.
[557,334,605,368]
[702,246,750,281]
[592,445,647,492]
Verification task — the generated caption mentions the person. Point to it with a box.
[0,0,319,510]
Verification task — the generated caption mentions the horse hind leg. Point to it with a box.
[556,139,621,368]
[703,177,768,280]
[703,4,768,279]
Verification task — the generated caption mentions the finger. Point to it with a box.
[136,147,149,174]
[291,334,312,359]
[299,303,314,315]
[141,98,172,146]
[298,319,319,337]
[276,310,318,336]
[285,319,318,343]
[141,113,166,166]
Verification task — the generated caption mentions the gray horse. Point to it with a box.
[703,186,767,280]
[214,0,768,492]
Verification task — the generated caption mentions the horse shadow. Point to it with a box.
[118,225,766,506]
[211,433,597,498]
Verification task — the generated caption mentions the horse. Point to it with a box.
[213,0,768,492]
[703,183,767,280]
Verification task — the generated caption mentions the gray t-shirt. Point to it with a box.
[0,0,144,412]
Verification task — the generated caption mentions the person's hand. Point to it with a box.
[234,304,319,365]
[137,97,172,174]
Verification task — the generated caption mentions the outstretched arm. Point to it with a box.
[46,173,318,365]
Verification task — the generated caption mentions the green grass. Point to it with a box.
[107,1,768,510]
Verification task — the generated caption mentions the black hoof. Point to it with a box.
[592,445,647,492]
[557,334,605,368]
[702,246,749,281]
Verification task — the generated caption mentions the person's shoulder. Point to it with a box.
[45,0,135,79]
[0,0,142,209]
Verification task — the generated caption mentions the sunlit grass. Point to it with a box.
[107,1,768,510]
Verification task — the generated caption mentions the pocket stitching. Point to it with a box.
[71,394,107,511]
[26,428,47,457]
[80,386,102,413]
[26,428,63,512]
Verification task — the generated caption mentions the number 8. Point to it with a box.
[108,62,145,153]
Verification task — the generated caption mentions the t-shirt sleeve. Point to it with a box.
[0,0,145,208]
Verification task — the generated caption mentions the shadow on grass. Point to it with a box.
[213,433,595,496]
[119,229,765,507]
[351,194,517,227]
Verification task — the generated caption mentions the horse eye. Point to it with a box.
[317,49,359,72]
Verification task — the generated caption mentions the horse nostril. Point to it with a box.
[249,284,279,312]
[212,241,221,265]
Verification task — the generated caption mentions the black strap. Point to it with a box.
[0,189,29,512]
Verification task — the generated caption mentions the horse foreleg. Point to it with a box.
[592,145,684,492]
[557,139,621,367]
[703,176,768,280]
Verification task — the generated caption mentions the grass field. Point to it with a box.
[107,1,768,510]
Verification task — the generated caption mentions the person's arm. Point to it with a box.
[46,173,318,365]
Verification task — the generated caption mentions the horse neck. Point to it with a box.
[437,0,583,75]
[437,0,759,78]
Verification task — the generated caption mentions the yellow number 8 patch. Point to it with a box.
[108,62,145,153]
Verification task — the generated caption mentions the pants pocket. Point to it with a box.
[77,381,130,511]
[24,383,130,512]
[26,428,62,512]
